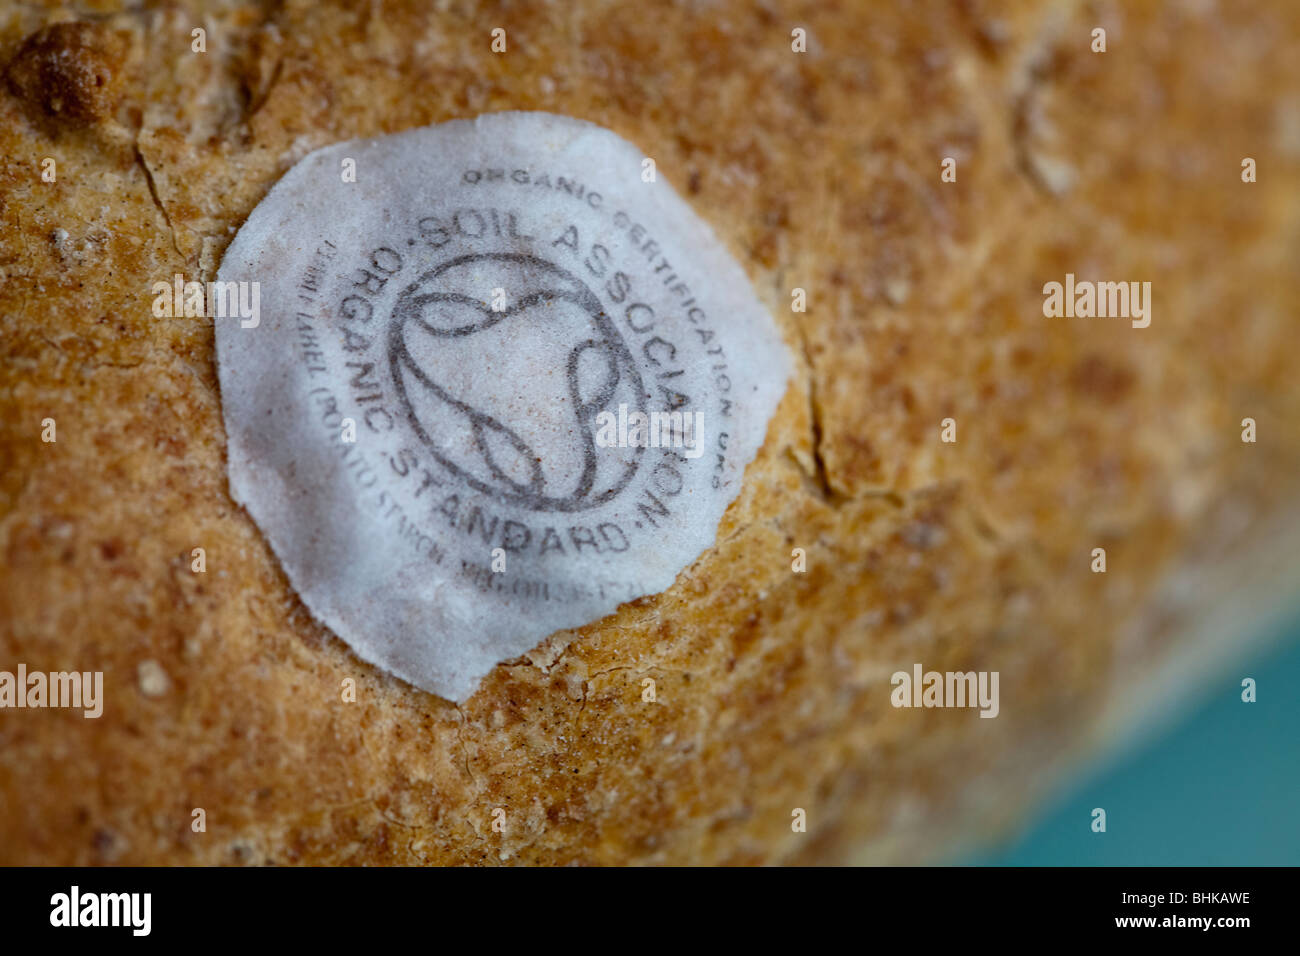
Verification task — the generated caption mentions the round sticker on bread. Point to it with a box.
[216,111,790,701]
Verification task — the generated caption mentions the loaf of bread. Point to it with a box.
[2,0,1297,864]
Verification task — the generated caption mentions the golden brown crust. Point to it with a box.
[5,20,130,125]
[1,0,1298,864]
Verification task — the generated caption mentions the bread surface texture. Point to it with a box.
[1,0,1298,864]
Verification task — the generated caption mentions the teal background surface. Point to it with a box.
[965,622,1299,866]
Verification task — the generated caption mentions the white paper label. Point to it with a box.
[216,112,790,700]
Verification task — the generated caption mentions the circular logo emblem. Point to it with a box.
[389,253,647,512]
[216,113,790,699]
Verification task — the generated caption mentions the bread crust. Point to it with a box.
[1,0,1298,864]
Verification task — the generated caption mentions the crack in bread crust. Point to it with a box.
[1,0,1298,865]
